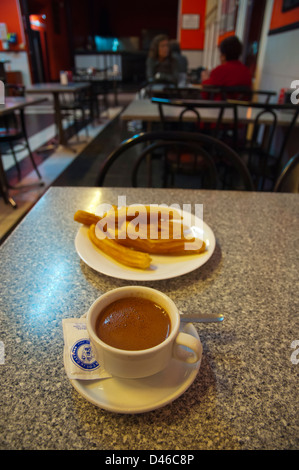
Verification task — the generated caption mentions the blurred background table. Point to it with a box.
[121,98,299,129]
[0,96,47,207]
[26,82,91,147]
[0,186,298,450]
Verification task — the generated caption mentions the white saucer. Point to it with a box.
[65,322,202,414]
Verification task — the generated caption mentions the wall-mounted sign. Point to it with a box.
[182,14,200,30]
[0,23,8,40]
[282,0,299,12]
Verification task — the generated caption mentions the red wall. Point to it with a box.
[179,0,206,50]
[42,2,71,81]
[270,0,299,31]
[28,0,72,81]
[0,0,25,52]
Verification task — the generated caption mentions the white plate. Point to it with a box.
[74,209,216,281]
[65,322,202,414]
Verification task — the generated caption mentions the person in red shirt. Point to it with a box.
[201,35,252,96]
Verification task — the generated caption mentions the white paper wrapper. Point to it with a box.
[62,318,112,380]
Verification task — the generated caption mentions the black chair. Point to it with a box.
[73,71,110,118]
[59,89,90,141]
[150,86,221,100]
[89,80,110,117]
[273,153,299,192]
[6,84,26,98]
[0,110,42,183]
[0,154,17,207]
[0,108,44,208]
[151,96,238,148]
[234,102,299,190]
[96,131,254,191]
[219,86,277,104]
[139,80,177,100]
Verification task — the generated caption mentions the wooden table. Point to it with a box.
[0,186,298,451]
[0,96,46,207]
[26,82,91,147]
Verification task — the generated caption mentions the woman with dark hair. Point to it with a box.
[146,34,179,85]
[201,35,252,88]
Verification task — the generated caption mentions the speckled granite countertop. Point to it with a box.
[0,187,298,450]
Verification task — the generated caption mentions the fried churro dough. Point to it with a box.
[75,207,206,269]
[116,237,206,255]
[74,210,102,226]
[88,224,151,270]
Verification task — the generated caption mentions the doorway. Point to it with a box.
[29,15,50,83]
[241,0,267,79]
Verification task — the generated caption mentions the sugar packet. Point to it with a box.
[62,317,112,380]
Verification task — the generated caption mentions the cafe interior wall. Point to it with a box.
[0,0,31,86]
[0,0,72,84]
[177,0,207,70]
[199,0,299,98]
[26,0,72,82]
[258,0,299,96]
[69,0,179,51]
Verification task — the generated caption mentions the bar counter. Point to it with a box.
[0,187,298,450]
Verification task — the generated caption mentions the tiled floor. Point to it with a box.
[0,92,136,243]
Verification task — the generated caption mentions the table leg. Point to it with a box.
[0,153,17,208]
[113,79,118,107]
[35,92,61,153]
[53,92,67,146]
[38,92,77,153]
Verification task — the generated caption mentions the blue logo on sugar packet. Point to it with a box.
[71,339,100,370]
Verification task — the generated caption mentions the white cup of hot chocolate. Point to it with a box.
[86,286,202,379]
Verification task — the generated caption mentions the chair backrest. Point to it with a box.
[0,111,20,134]
[219,86,277,103]
[150,86,221,100]
[151,96,238,143]
[273,153,299,192]
[96,130,254,190]
[236,102,299,166]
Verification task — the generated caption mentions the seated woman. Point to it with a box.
[201,35,252,97]
[146,34,179,86]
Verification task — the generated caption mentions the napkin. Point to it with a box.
[63,317,112,380]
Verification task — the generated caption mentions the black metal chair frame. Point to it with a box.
[273,152,299,192]
[218,86,277,103]
[59,89,90,140]
[235,102,299,190]
[151,96,238,141]
[132,139,218,188]
[0,109,42,182]
[73,74,110,118]
[149,84,276,104]
[96,130,254,191]
[0,108,44,208]
[149,85,222,100]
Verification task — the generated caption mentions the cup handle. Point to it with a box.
[172,332,202,364]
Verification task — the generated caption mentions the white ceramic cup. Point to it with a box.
[86,286,202,379]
